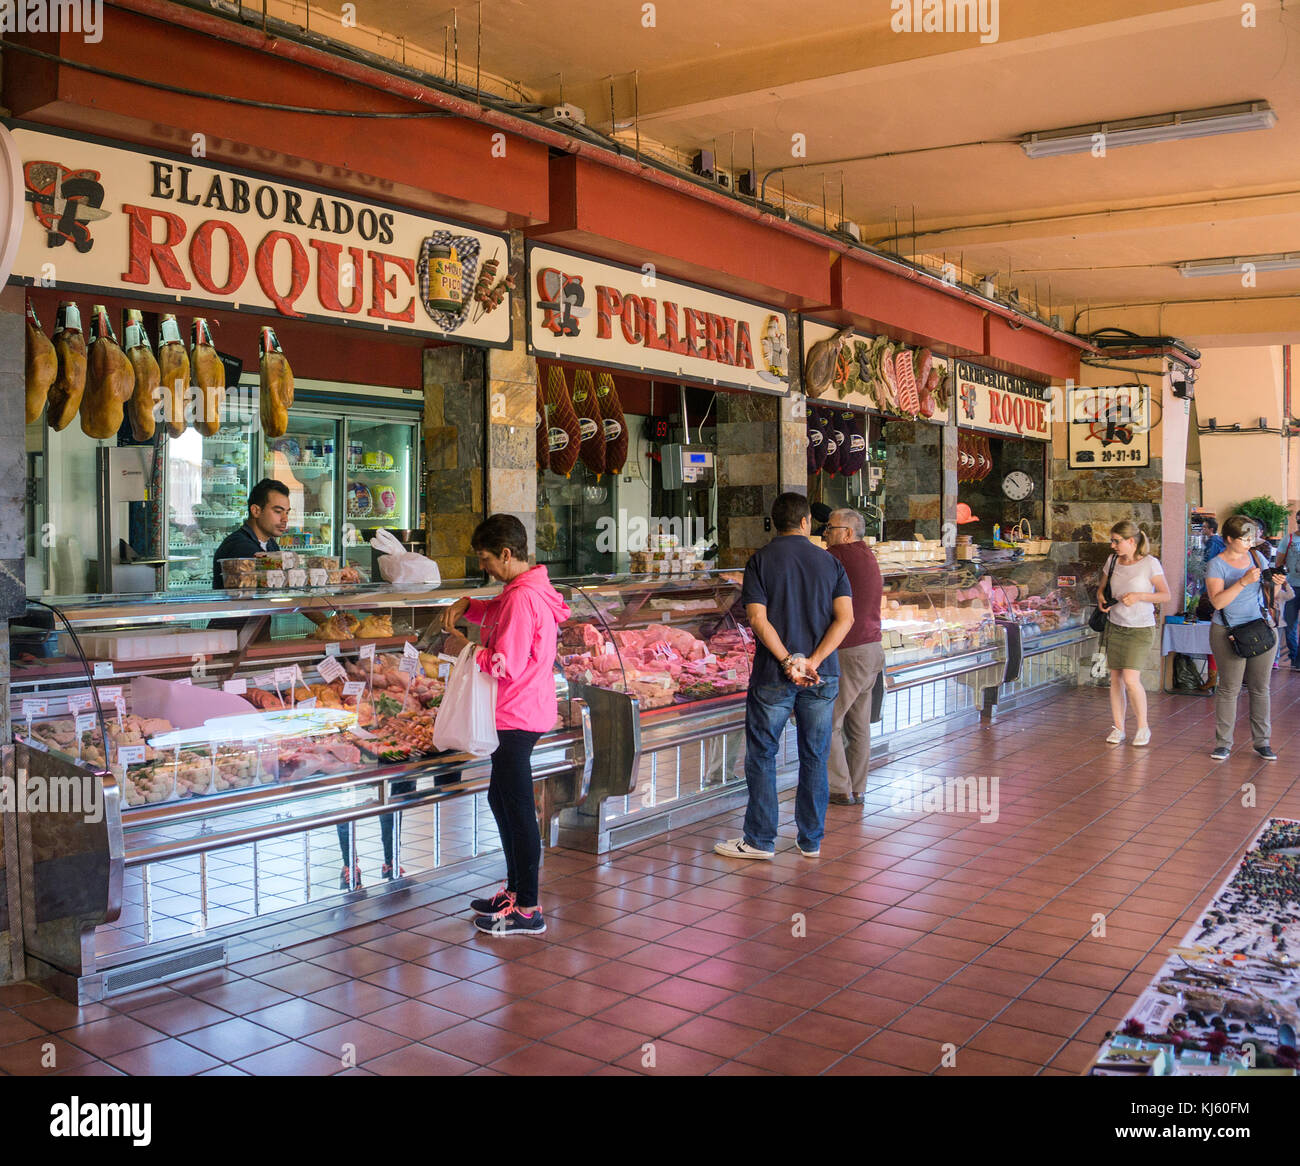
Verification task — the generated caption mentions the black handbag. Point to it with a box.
[1221,551,1277,659]
[1088,555,1116,634]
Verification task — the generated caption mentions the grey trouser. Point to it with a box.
[827,641,886,797]
[1210,622,1275,748]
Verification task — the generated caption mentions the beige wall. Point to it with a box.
[1194,346,1287,521]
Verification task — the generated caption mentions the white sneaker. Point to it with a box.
[1133,729,1151,747]
[714,837,775,861]
[798,845,821,859]
[1106,727,1125,744]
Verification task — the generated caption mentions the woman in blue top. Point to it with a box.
[1274,509,1300,670]
[1205,514,1278,762]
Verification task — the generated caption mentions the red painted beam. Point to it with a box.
[833,255,985,355]
[984,313,1081,383]
[529,156,831,310]
[3,19,550,228]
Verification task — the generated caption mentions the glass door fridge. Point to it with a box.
[261,410,340,556]
[342,415,420,571]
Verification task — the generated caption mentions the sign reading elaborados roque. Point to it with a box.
[8,123,512,346]
[954,359,1051,442]
[526,242,790,393]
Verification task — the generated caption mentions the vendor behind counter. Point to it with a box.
[211,478,290,589]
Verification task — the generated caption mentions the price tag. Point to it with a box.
[342,681,366,697]
[399,656,420,677]
[174,677,193,687]
[324,643,342,657]
[21,698,47,718]
[1057,576,1077,588]
[725,669,738,680]
[68,694,93,714]
[75,713,96,735]
[403,640,420,660]
[223,678,248,695]
[357,643,376,661]
[93,661,114,678]
[98,686,123,703]
[297,697,318,710]
[318,657,346,683]
[703,653,717,664]
[274,666,297,690]
[582,669,594,685]
[438,663,450,681]
[117,745,147,766]
[255,673,276,690]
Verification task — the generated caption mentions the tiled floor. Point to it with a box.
[4,673,1299,1076]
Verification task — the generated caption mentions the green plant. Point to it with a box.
[1236,495,1291,537]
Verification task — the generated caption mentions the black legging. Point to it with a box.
[337,779,416,868]
[487,730,544,909]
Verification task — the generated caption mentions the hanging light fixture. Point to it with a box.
[1020,102,1276,158]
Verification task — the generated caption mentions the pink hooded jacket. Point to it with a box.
[464,565,571,733]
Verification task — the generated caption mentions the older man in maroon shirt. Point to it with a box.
[823,509,884,805]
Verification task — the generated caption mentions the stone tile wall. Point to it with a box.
[883,419,942,539]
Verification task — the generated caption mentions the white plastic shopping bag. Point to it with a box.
[372,528,442,589]
[431,644,499,756]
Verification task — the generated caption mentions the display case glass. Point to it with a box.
[166,419,256,591]
[974,558,1091,637]
[343,417,419,569]
[264,412,338,553]
[878,567,999,665]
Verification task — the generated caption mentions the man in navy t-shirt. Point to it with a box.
[715,492,854,861]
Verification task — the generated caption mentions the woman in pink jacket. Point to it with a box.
[443,515,570,936]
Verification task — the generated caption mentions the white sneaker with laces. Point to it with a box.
[1106,727,1125,744]
[1133,728,1151,746]
[714,837,775,860]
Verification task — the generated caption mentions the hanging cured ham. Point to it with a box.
[259,327,294,439]
[123,310,160,442]
[838,411,867,476]
[595,372,628,475]
[157,315,189,438]
[191,318,225,437]
[25,301,57,424]
[820,406,842,476]
[806,407,828,475]
[571,369,606,478]
[48,302,88,432]
[544,366,581,477]
[82,305,136,440]
[535,380,549,472]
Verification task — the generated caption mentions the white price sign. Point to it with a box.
[255,674,276,689]
[174,677,193,687]
[357,643,376,661]
[297,697,318,709]
[117,745,147,766]
[92,661,114,678]
[318,657,346,683]
[274,666,297,690]
[68,694,93,714]
[75,713,96,735]
[223,678,248,695]
[97,686,123,703]
[399,656,420,677]
[403,640,420,660]
[342,681,366,698]
[324,643,342,657]
[22,698,47,718]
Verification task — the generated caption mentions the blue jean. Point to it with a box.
[742,676,839,852]
[1285,596,1300,666]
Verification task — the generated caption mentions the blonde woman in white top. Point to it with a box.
[1097,520,1170,745]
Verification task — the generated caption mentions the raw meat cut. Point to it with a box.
[895,350,921,415]
[190,318,225,437]
[571,368,606,478]
[157,315,189,438]
[536,379,549,471]
[123,310,160,442]
[595,372,629,475]
[259,326,294,439]
[25,301,56,424]
[82,305,136,440]
[544,366,581,477]
[47,301,87,432]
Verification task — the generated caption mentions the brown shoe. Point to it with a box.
[828,793,855,806]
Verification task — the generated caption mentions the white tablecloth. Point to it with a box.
[1161,621,1212,656]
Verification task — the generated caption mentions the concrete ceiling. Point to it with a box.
[265,0,1300,339]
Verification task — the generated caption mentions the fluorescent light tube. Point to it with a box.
[1021,102,1276,158]
[1178,252,1300,278]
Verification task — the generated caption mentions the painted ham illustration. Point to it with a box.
[544,366,581,477]
[803,325,852,398]
[157,315,190,438]
[24,301,57,425]
[82,305,136,440]
[191,318,225,436]
[123,310,161,442]
[595,372,629,475]
[48,302,88,432]
[571,369,606,478]
[259,326,294,439]
[536,380,549,472]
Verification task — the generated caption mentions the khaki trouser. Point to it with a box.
[1209,622,1275,748]
[827,641,886,797]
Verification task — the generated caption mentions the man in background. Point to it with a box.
[212,478,291,589]
[823,509,885,806]
[715,493,854,861]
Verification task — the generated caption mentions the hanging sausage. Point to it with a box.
[47,301,88,432]
[544,366,581,477]
[123,310,160,442]
[595,372,628,475]
[535,379,550,472]
[82,305,136,440]
[25,301,57,424]
[157,315,189,438]
[571,369,606,478]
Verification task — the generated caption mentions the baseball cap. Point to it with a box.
[810,502,832,537]
[956,503,980,524]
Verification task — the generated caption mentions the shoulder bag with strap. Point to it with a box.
[1088,555,1116,634]
[1221,550,1277,659]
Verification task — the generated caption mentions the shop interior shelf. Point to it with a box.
[345,464,400,474]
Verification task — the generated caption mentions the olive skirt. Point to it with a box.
[1105,623,1154,671]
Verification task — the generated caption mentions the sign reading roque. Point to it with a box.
[954,359,1051,442]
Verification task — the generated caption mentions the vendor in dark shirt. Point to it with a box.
[212,478,291,588]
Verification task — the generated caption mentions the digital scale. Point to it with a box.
[660,444,716,489]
